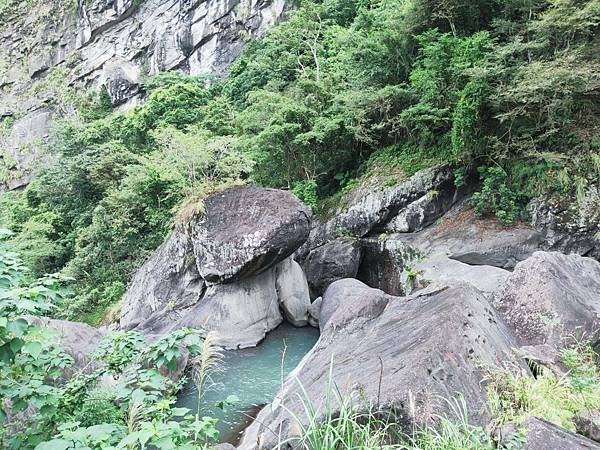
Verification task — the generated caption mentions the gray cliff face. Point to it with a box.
[0,0,290,189]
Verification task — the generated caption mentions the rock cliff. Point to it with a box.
[0,0,290,189]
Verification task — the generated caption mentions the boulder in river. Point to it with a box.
[192,186,311,284]
[239,280,526,449]
[119,186,313,347]
[494,251,600,349]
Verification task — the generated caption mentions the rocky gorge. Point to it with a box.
[26,164,600,449]
[1,0,600,447]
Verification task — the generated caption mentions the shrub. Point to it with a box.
[471,166,523,225]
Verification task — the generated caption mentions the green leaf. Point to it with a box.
[34,439,73,450]
[23,341,43,359]
[6,318,29,337]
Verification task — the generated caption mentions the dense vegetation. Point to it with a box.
[1,0,599,324]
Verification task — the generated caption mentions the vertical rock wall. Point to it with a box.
[0,0,290,190]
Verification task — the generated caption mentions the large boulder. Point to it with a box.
[119,187,313,347]
[239,280,525,449]
[123,258,310,349]
[128,257,310,349]
[120,229,204,330]
[192,187,311,284]
[301,238,362,298]
[494,251,600,349]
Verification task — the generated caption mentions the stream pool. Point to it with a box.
[176,323,320,444]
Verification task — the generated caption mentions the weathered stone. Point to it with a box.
[517,344,567,378]
[120,229,204,331]
[499,417,600,450]
[275,258,311,327]
[301,165,459,253]
[192,186,311,284]
[357,235,418,296]
[401,199,543,270]
[411,255,510,295]
[575,410,600,443]
[529,186,600,260]
[239,281,525,449]
[384,187,457,233]
[301,238,362,298]
[494,251,600,349]
[134,264,284,349]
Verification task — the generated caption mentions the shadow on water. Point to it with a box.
[176,322,320,445]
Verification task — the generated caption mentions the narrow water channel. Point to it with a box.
[176,323,320,444]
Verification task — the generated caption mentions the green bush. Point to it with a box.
[471,166,523,225]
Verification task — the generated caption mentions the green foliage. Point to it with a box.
[0,244,221,449]
[292,179,319,209]
[471,166,523,225]
[485,343,600,432]
[288,370,525,450]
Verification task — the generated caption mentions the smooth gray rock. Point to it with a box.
[500,417,600,450]
[357,236,419,296]
[192,186,311,284]
[275,258,311,327]
[239,281,525,449]
[301,238,362,298]
[494,251,600,349]
[307,296,322,328]
[412,255,510,295]
[135,264,284,349]
[401,199,543,270]
[120,229,204,330]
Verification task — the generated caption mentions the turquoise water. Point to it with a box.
[176,323,320,444]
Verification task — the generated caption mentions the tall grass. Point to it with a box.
[190,333,224,418]
[282,364,504,450]
[484,341,600,432]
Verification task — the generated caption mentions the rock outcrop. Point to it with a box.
[494,251,600,349]
[529,185,600,260]
[356,236,418,296]
[239,280,525,449]
[192,186,311,284]
[0,0,291,188]
[119,186,313,348]
[300,238,362,298]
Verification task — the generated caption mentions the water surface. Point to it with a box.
[176,323,320,444]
